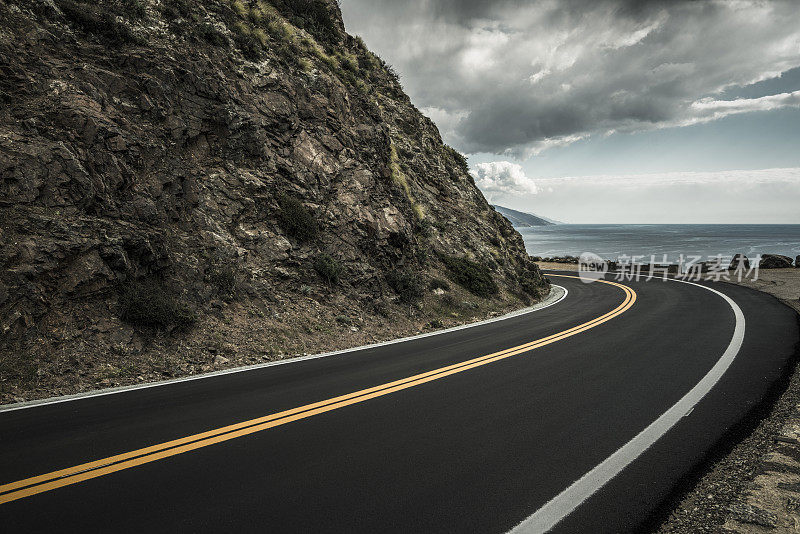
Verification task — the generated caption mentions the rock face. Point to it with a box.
[759,255,794,269]
[0,0,546,368]
[729,254,750,270]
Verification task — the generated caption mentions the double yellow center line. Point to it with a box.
[0,275,635,505]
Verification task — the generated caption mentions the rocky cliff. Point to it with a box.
[0,0,547,401]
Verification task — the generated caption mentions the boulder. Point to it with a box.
[759,254,793,269]
[728,254,749,270]
[796,255,800,268]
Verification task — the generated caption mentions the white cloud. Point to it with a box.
[689,90,800,122]
[341,0,800,158]
[469,161,538,201]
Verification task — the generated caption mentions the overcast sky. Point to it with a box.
[340,0,800,223]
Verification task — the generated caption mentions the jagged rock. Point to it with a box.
[729,254,750,270]
[759,254,794,269]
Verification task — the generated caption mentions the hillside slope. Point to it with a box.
[493,205,555,227]
[0,0,547,402]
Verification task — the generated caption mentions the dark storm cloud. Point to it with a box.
[340,0,800,157]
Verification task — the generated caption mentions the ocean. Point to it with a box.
[519,224,800,263]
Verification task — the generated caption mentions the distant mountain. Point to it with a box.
[493,205,558,227]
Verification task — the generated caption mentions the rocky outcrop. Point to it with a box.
[0,0,547,400]
[729,254,750,271]
[759,255,794,269]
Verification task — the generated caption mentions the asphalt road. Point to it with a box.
[1,272,798,533]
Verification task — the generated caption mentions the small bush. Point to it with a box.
[313,253,342,284]
[119,278,196,327]
[519,264,546,296]
[440,293,459,310]
[297,57,312,72]
[337,53,358,73]
[386,270,425,304]
[232,24,263,60]
[440,255,498,298]
[231,0,248,17]
[278,0,340,46]
[208,264,237,297]
[414,219,432,238]
[445,145,469,173]
[277,194,318,242]
[198,24,227,46]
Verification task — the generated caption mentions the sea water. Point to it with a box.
[519,224,800,263]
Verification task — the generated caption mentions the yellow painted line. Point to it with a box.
[0,275,635,505]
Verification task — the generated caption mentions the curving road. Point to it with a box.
[0,272,798,533]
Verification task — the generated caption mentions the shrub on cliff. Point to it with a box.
[386,270,425,304]
[198,24,227,47]
[118,278,196,327]
[208,264,237,298]
[277,194,318,243]
[440,255,498,298]
[518,264,546,296]
[313,254,342,285]
[429,278,450,291]
[277,0,340,46]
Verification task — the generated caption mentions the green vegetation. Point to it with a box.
[118,278,196,327]
[386,269,425,304]
[518,264,546,296]
[389,143,424,221]
[208,264,237,298]
[313,253,342,284]
[274,0,340,46]
[277,194,318,242]
[444,145,469,174]
[231,24,264,60]
[440,255,498,298]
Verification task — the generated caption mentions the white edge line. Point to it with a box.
[0,285,569,413]
[509,276,745,534]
